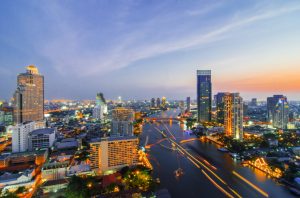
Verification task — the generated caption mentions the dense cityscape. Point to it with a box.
[1,1,300,198]
[0,65,300,197]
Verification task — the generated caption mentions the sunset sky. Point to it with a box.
[1,0,300,100]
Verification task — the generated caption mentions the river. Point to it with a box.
[140,109,294,198]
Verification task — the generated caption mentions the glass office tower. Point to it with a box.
[197,70,212,122]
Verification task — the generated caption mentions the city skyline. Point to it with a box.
[1,1,300,100]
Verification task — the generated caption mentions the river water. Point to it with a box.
[140,109,294,198]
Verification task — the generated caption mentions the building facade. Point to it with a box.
[267,95,284,123]
[156,98,161,108]
[111,107,134,137]
[273,97,289,129]
[224,93,243,140]
[186,97,191,112]
[93,93,108,121]
[161,97,167,109]
[28,128,56,151]
[0,106,13,126]
[215,92,227,124]
[13,65,44,124]
[90,136,140,173]
[12,121,46,153]
[151,98,156,108]
[197,70,212,122]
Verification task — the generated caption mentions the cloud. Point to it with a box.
[36,2,300,77]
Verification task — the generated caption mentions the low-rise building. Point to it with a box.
[29,128,56,151]
[0,169,35,192]
[42,161,68,181]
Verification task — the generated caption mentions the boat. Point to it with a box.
[289,187,300,196]
[217,147,229,152]
[161,131,167,138]
[174,168,184,177]
[156,178,161,184]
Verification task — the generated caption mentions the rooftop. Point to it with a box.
[31,128,55,135]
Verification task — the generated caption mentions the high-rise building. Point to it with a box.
[156,98,161,107]
[28,128,56,151]
[250,98,257,106]
[215,92,227,124]
[186,97,191,112]
[150,98,156,108]
[224,93,243,140]
[197,70,212,122]
[179,101,185,114]
[111,107,134,137]
[12,120,46,153]
[273,97,289,129]
[13,65,44,124]
[90,136,140,172]
[161,97,167,109]
[267,95,284,123]
[93,93,108,121]
[0,106,13,126]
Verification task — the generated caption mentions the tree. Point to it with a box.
[1,190,18,198]
[65,175,90,198]
[15,186,26,194]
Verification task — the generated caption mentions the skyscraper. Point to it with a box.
[150,98,156,108]
[13,65,44,124]
[156,98,161,108]
[224,93,243,140]
[267,95,284,123]
[111,107,134,136]
[186,97,191,112]
[161,97,167,109]
[273,97,289,129]
[215,92,227,124]
[197,70,212,122]
[250,98,257,106]
[93,93,108,121]
[179,101,185,114]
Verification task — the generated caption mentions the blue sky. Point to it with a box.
[1,0,300,101]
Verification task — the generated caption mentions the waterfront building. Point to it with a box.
[215,92,227,124]
[197,70,212,122]
[12,120,46,153]
[13,65,44,124]
[28,128,56,151]
[179,101,185,115]
[224,93,243,140]
[90,136,140,173]
[93,93,108,121]
[111,107,134,137]
[273,97,289,129]
[186,97,191,112]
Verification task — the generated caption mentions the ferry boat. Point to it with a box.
[156,178,161,184]
[174,168,184,177]
[217,147,229,152]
